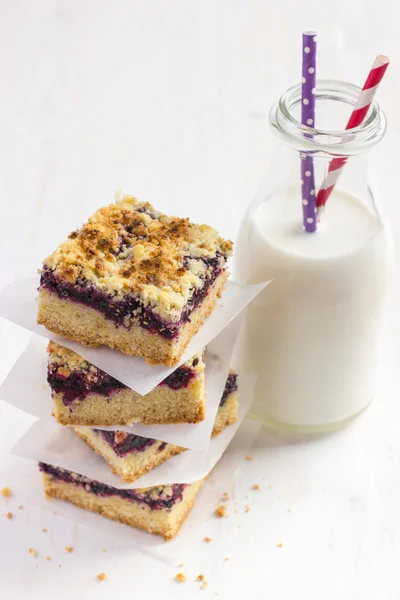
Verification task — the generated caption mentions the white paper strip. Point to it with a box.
[0,317,241,451]
[11,375,254,489]
[0,277,268,395]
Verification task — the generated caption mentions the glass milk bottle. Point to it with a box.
[234,80,394,431]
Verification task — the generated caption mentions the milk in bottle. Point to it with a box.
[234,81,394,429]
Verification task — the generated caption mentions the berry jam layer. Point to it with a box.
[47,368,125,407]
[40,257,223,341]
[220,372,238,407]
[48,362,196,407]
[39,463,186,510]
[93,430,161,457]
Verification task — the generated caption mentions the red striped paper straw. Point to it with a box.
[316,55,389,210]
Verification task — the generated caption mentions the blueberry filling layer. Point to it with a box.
[47,368,125,406]
[40,257,224,340]
[48,363,196,408]
[159,366,194,390]
[94,430,158,457]
[39,462,186,510]
[219,373,238,407]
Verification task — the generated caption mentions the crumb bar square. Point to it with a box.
[40,463,205,540]
[47,341,206,426]
[37,196,232,366]
[72,372,239,483]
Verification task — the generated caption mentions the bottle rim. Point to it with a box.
[270,79,387,156]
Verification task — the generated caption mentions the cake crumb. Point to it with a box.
[175,573,187,582]
[18,505,24,510]
[64,546,73,553]
[215,504,226,518]
[114,431,128,445]
[201,582,208,590]
[178,562,184,567]
[245,455,254,461]
[1,487,12,498]
[29,548,38,558]
[224,557,229,561]
[42,528,47,533]
[196,574,205,581]
[252,484,260,491]
[46,556,51,561]
[97,572,106,582]
[204,536,212,543]
[245,505,250,513]
[221,491,230,502]
[276,542,283,548]
[6,512,13,519]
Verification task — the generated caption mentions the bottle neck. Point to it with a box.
[269,80,386,158]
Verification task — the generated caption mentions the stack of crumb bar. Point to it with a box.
[35,196,238,540]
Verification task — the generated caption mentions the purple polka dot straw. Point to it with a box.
[301,31,317,232]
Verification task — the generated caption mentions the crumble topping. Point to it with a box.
[65,546,73,553]
[1,486,12,497]
[203,536,212,543]
[114,431,128,445]
[201,582,208,590]
[6,512,13,519]
[197,574,205,581]
[47,341,105,379]
[47,341,203,387]
[97,572,106,581]
[245,455,254,461]
[29,548,38,558]
[42,196,232,321]
[175,573,187,582]
[252,484,260,491]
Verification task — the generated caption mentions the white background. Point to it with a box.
[1,1,400,599]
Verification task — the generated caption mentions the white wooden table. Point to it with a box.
[1,1,400,598]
